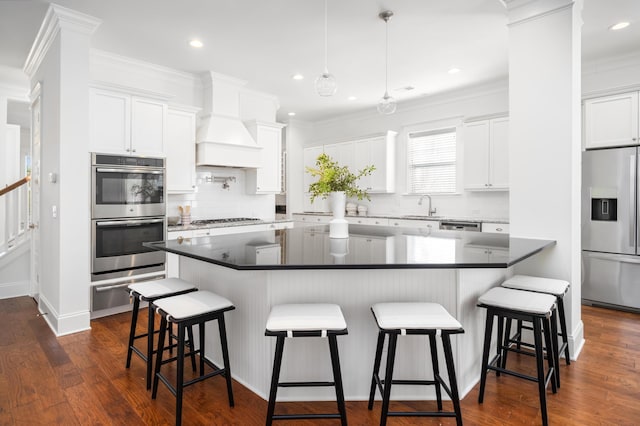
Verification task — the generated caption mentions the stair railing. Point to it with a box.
[1,176,30,254]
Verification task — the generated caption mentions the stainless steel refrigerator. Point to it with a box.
[582,146,640,312]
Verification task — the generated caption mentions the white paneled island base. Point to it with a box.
[179,258,508,401]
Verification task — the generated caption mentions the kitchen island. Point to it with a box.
[145,224,554,401]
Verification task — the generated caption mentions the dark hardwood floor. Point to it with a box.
[1,296,639,425]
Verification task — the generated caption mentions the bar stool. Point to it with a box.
[126,278,198,389]
[368,302,464,426]
[152,291,235,426]
[501,275,571,367]
[477,287,558,426]
[265,303,348,426]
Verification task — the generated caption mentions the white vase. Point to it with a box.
[329,191,349,238]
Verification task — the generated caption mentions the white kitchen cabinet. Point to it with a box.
[482,222,509,234]
[464,245,509,262]
[351,235,394,264]
[346,216,389,226]
[463,117,509,191]
[166,107,197,193]
[353,131,396,193]
[389,218,439,230]
[166,230,193,277]
[89,88,166,156]
[246,243,281,265]
[584,91,639,149]
[303,146,328,212]
[324,141,355,172]
[292,213,331,224]
[246,121,285,194]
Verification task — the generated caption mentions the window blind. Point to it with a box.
[407,128,457,194]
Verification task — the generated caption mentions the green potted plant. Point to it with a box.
[306,153,375,203]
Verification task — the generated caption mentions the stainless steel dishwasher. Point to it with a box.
[439,221,481,232]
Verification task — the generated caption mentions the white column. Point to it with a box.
[505,0,585,358]
[23,4,101,335]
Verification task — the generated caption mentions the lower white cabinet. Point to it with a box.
[246,243,281,265]
[482,222,509,234]
[389,218,439,230]
[346,216,389,226]
[292,214,331,224]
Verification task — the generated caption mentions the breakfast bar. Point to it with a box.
[145,225,555,402]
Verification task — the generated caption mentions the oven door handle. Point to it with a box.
[94,283,131,292]
[96,167,164,175]
[96,218,165,227]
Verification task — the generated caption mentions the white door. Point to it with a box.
[489,117,509,189]
[584,92,639,149]
[463,121,490,190]
[30,89,41,299]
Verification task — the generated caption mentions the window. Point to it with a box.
[407,128,457,194]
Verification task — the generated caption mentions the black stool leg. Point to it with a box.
[368,331,386,410]
[146,301,155,390]
[197,323,205,375]
[152,316,168,399]
[532,318,549,426]
[478,309,494,404]
[442,332,463,426]
[186,325,197,373]
[496,315,504,377]
[557,298,571,364]
[501,318,512,370]
[543,316,557,394]
[126,295,140,369]
[175,323,185,426]
[428,333,443,411]
[218,315,234,407]
[549,310,560,389]
[328,334,348,426]
[516,320,523,350]
[380,332,398,426]
[266,335,285,426]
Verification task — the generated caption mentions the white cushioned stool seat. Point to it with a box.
[153,291,234,320]
[501,274,569,296]
[129,277,196,299]
[372,302,462,330]
[478,287,555,315]
[266,303,346,332]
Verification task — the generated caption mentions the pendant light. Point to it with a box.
[377,10,397,115]
[315,0,337,96]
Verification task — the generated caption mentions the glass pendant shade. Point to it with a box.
[377,92,397,115]
[316,72,337,97]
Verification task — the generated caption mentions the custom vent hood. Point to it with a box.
[196,71,262,168]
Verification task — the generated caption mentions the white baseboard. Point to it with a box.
[38,294,91,336]
[0,280,30,300]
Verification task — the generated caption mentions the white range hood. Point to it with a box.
[196,72,262,168]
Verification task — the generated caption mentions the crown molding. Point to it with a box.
[89,80,173,101]
[501,0,578,27]
[24,4,101,77]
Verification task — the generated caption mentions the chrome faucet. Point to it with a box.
[418,194,437,216]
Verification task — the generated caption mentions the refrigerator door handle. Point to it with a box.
[586,251,640,265]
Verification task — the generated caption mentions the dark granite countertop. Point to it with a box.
[145,224,554,270]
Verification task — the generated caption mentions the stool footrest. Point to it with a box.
[388,411,458,418]
[272,413,342,420]
[487,353,555,388]
[389,379,439,386]
[279,381,335,388]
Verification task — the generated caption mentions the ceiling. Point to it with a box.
[1,0,639,122]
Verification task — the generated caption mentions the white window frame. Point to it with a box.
[406,126,459,195]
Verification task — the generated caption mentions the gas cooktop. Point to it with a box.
[190,218,262,225]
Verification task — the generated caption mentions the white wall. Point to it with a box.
[168,167,275,221]
[287,81,510,220]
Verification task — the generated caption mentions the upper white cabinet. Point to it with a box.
[463,117,509,191]
[302,146,328,212]
[166,107,197,193]
[324,141,355,171]
[90,88,166,157]
[584,91,639,149]
[354,131,396,193]
[245,121,285,194]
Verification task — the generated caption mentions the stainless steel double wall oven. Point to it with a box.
[90,153,166,313]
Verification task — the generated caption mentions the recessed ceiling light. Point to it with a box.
[288,112,296,116]
[609,22,630,31]
[189,39,203,48]
[292,74,304,80]
[347,96,357,101]
[448,68,461,74]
